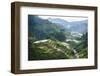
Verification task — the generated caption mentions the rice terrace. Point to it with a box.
[28,15,88,60]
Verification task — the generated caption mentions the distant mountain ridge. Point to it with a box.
[48,18,88,33]
[48,18,69,29]
[28,15,88,41]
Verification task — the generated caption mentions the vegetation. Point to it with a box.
[28,15,88,60]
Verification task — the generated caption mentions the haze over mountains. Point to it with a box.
[28,15,88,35]
[48,18,88,33]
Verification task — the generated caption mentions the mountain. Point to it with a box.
[69,20,88,33]
[48,18,69,29]
[48,18,88,33]
[28,15,66,41]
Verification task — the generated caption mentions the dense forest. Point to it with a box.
[28,15,88,60]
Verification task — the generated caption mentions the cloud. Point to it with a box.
[38,15,88,22]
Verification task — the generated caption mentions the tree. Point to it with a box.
[54,31,66,41]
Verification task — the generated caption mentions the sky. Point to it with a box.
[38,15,88,22]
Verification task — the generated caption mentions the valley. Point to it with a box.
[28,15,88,60]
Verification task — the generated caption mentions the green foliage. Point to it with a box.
[78,48,88,58]
[28,15,67,41]
[74,33,88,58]
[28,16,88,60]
[28,39,75,60]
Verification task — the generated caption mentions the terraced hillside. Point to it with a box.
[28,15,88,60]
